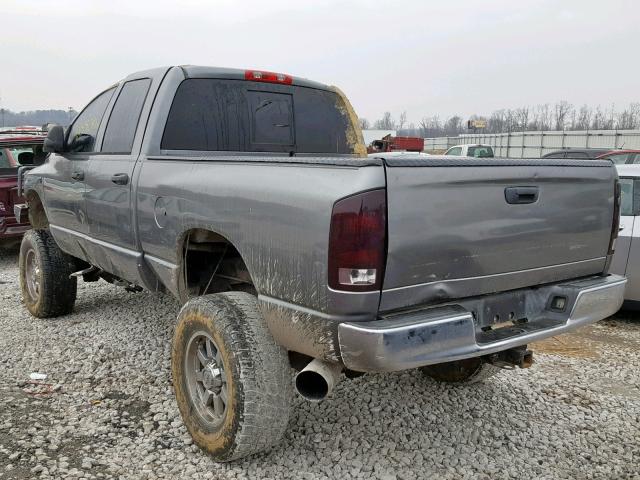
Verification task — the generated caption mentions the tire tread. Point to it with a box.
[19,230,77,318]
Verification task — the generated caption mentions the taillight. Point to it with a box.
[608,180,621,255]
[244,70,293,85]
[328,189,387,292]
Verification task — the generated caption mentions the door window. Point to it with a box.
[467,146,494,158]
[101,79,152,154]
[620,178,635,216]
[446,147,462,156]
[67,87,116,153]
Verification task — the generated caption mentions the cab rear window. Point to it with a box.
[161,79,353,154]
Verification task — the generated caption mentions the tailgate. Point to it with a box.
[380,157,616,311]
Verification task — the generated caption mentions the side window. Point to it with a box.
[565,152,588,159]
[604,153,631,165]
[633,153,640,164]
[0,149,10,168]
[67,87,115,153]
[468,146,493,158]
[101,79,151,154]
[619,178,634,216]
[544,152,565,159]
[446,147,462,156]
[161,79,242,151]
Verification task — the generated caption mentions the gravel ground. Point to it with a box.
[1,244,639,480]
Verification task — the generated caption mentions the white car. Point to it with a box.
[610,164,640,306]
[367,151,432,158]
[444,144,494,158]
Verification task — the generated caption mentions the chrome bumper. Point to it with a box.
[338,274,626,372]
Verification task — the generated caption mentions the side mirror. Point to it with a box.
[43,125,65,153]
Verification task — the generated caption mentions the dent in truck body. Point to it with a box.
[134,157,385,359]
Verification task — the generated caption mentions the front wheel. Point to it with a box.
[171,292,292,461]
[419,357,501,384]
[19,229,77,318]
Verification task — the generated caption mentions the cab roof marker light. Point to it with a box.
[244,70,293,85]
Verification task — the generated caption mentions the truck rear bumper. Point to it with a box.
[338,274,626,372]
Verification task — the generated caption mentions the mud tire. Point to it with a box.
[19,229,77,318]
[172,292,292,461]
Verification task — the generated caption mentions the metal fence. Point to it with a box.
[424,130,640,158]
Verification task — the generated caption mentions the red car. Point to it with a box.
[0,129,46,241]
[596,149,640,164]
[542,148,640,163]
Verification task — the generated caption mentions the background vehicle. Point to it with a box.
[444,144,494,157]
[18,66,625,461]
[542,148,609,159]
[367,135,424,153]
[543,148,640,163]
[0,130,46,242]
[597,150,640,164]
[610,164,640,306]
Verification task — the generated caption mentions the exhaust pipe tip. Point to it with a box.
[294,359,342,402]
[295,370,330,402]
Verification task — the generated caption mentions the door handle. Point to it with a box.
[505,186,539,204]
[71,171,84,181]
[111,173,130,185]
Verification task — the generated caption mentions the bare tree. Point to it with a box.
[503,109,517,132]
[487,110,505,134]
[515,107,530,131]
[379,101,640,138]
[358,118,370,130]
[443,116,463,136]
[554,101,573,130]
[536,104,552,131]
[575,105,592,131]
[398,111,407,130]
[418,115,441,137]
[616,103,640,130]
[592,106,607,130]
[373,112,396,130]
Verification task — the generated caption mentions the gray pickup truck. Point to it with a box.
[17,66,626,461]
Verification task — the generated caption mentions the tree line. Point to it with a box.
[0,108,78,129]
[360,102,640,138]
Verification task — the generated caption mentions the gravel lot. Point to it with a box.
[1,244,639,480]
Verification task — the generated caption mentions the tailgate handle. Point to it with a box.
[505,186,538,204]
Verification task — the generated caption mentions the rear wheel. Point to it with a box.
[172,292,292,461]
[420,357,501,384]
[19,230,77,318]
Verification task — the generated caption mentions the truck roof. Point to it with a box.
[121,65,331,91]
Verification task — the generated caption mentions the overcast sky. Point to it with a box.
[2,0,638,124]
